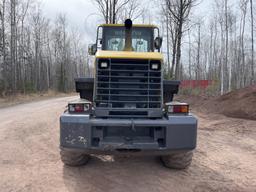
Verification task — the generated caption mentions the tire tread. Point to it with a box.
[60,150,90,167]
[161,151,193,169]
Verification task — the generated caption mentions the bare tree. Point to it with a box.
[196,22,201,80]
[165,0,197,80]
[0,0,6,94]
[161,0,254,94]
[239,0,249,88]
[92,0,132,24]
[0,0,91,96]
[249,0,254,83]
[160,2,172,77]
[118,0,143,22]
[224,0,230,92]
[166,14,171,76]
[19,0,31,93]
[188,28,192,79]
[10,0,17,91]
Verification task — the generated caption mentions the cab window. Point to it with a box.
[102,27,153,52]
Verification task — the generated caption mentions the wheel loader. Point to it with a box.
[59,19,197,169]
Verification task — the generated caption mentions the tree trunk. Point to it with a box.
[1,0,6,93]
[241,10,246,88]
[166,15,171,76]
[188,28,192,80]
[10,0,17,92]
[106,0,109,24]
[196,23,201,80]
[175,20,183,80]
[225,0,231,92]
[220,22,224,95]
[250,0,254,84]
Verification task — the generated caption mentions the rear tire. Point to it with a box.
[60,150,90,166]
[161,151,193,169]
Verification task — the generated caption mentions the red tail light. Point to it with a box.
[167,103,189,114]
[74,104,84,112]
[68,103,90,113]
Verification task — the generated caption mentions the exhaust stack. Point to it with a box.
[123,19,133,51]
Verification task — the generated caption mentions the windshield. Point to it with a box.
[102,27,153,52]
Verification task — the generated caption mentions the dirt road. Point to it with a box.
[0,97,255,192]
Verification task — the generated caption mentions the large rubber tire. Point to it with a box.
[60,150,90,167]
[161,151,193,169]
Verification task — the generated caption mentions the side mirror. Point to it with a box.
[88,44,97,55]
[154,37,163,50]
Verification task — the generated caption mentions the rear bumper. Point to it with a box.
[60,113,197,155]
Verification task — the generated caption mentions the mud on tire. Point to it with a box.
[161,151,193,169]
[60,150,90,166]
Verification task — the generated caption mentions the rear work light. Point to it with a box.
[150,61,161,70]
[98,60,109,69]
[166,102,189,114]
[151,63,160,70]
[68,103,91,113]
[100,62,108,68]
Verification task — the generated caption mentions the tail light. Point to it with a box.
[166,102,189,114]
[68,103,91,113]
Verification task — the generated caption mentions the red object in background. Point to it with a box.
[180,80,214,89]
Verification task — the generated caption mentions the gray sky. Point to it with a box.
[41,0,213,23]
[41,0,239,45]
[42,0,99,43]
[42,0,97,25]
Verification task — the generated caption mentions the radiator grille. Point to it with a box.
[95,59,162,117]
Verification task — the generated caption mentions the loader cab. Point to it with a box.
[89,20,162,55]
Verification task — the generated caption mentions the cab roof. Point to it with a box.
[99,24,158,28]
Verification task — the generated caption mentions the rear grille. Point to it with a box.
[95,59,162,118]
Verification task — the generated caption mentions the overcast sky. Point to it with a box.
[42,0,97,25]
[40,0,240,45]
[41,0,216,21]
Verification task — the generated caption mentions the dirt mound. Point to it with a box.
[177,85,256,120]
[215,85,256,120]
